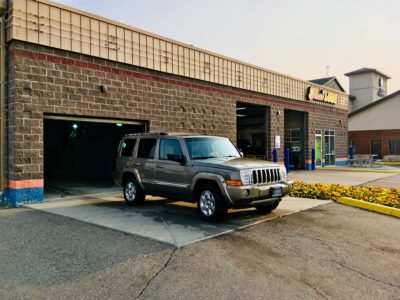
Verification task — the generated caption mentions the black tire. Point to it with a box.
[255,200,280,213]
[123,176,146,206]
[196,183,228,222]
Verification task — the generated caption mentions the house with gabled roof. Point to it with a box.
[346,68,400,158]
[309,76,346,93]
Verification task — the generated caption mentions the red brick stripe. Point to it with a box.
[336,157,348,162]
[12,48,345,114]
[7,179,44,189]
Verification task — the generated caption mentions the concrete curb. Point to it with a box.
[337,197,400,218]
[316,167,400,174]
[377,161,400,165]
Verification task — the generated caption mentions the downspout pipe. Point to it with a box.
[0,1,8,195]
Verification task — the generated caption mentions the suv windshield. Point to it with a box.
[185,137,241,159]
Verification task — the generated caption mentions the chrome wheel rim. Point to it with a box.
[199,190,216,217]
[125,182,136,202]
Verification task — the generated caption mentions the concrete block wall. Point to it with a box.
[4,40,348,205]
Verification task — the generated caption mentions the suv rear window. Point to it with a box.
[137,138,156,159]
[120,139,136,157]
[159,139,183,160]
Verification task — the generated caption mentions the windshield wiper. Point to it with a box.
[192,155,217,160]
[224,155,239,158]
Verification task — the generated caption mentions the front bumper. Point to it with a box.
[222,180,293,208]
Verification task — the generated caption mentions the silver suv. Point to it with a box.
[114,133,293,221]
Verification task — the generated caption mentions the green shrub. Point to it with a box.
[289,181,400,209]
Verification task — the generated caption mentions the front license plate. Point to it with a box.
[270,186,282,197]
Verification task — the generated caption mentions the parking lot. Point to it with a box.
[26,170,399,248]
[1,169,399,299]
[25,194,326,247]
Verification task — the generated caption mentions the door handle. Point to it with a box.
[156,165,164,168]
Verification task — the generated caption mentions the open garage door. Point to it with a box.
[44,115,146,199]
[284,110,306,170]
[236,102,268,160]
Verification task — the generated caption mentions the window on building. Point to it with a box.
[371,140,382,159]
[389,139,400,155]
[137,139,156,159]
[324,131,335,166]
[120,139,136,157]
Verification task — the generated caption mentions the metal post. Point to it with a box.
[349,146,353,160]
[284,148,290,174]
[311,148,316,171]
[273,148,278,163]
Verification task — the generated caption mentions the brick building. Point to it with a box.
[347,68,400,158]
[0,0,349,206]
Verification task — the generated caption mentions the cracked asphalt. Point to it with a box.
[1,202,399,299]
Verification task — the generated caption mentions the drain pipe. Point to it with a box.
[0,4,7,193]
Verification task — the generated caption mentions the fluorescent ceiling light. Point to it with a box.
[236,114,246,117]
[236,107,246,110]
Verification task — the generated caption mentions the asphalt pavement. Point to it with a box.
[140,202,400,300]
[1,202,399,299]
[1,169,399,299]
[0,208,173,299]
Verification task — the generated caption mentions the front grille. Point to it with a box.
[252,168,281,185]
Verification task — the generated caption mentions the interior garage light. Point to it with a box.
[236,114,246,117]
[236,107,246,110]
[116,123,123,127]
[72,123,78,130]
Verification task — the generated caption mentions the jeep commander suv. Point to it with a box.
[114,133,293,221]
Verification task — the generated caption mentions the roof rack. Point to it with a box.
[124,132,170,137]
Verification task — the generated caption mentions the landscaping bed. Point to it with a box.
[290,181,400,209]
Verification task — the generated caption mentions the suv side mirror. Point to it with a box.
[167,154,186,164]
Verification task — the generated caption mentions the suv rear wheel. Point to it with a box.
[123,177,145,205]
[196,183,228,222]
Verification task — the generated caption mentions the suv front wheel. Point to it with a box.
[123,177,145,205]
[196,183,228,222]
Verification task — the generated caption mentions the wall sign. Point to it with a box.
[275,135,281,149]
[307,87,338,104]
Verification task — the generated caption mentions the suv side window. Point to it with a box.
[120,139,136,157]
[137,138,157,159]
[159,139,183,160]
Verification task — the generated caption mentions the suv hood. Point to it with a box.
[190,157,281,170]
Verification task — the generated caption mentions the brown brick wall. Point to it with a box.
[7,40,348,181]
[349,130,400,156]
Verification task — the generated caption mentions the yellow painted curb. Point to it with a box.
[392,209,400,218]
[337,197,400,218]
[316,167,400,174]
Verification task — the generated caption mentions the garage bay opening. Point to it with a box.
[44,116,146,199]
[284,110,306,170]
[236,102,268,160]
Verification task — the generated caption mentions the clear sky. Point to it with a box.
[54,0,400,94]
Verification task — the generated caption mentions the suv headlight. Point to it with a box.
[240,169,253,186]
[279,166,287,181]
